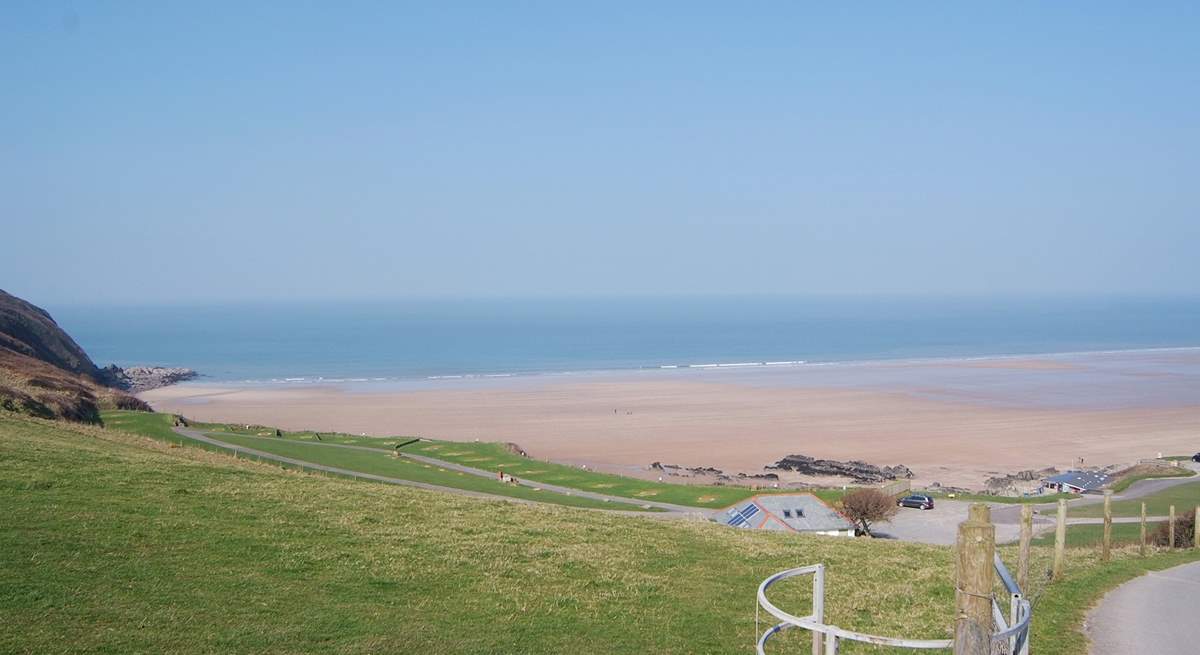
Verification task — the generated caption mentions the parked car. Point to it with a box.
[897,494,935,510]
[1192,452,1200,463]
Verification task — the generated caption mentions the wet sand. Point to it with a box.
[140,350,1200,489]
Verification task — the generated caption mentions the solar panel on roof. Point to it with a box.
[741,504,759,518]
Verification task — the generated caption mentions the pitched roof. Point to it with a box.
[1043,470,1109,491]
[724,493,854,532]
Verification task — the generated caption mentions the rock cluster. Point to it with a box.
[983,467,1058,495]
[101,365,198,393]
[766,454,914,483]
[650,462,729,478]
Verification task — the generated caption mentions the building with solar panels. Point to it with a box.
[721,493,856,536]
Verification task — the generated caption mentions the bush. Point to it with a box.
[1151,511,1196,548]
[111,394,153,412]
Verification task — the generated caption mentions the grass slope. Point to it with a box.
[103,411,636,512]
[195,415,834,508]
[2,414,955,654]
[1031,522,1162,548]
[1071,479,1200,518]
[4,414,1197,653]
[1109,467,1194,493]
[928,491,1075,505]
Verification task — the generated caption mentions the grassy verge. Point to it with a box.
[1031,521,1162,548]
[1072,479,1200,518]
[194,414,842,509]
[1109,467,1194,493]
[102,411,639,512]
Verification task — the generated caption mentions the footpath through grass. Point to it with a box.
[1071,479,1200,518]
[193,415,826,509]
[103,411,637,512]
[1014,545,1200,655]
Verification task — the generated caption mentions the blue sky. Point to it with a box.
[3,2,1198,303]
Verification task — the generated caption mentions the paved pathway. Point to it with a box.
[1086,560,1200,655]
[172,427,699,516]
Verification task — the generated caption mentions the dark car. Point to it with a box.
[897,494,935,510]
[1193,452,1200,463]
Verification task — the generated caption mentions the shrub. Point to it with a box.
[112,394,153,412]
[1151,510,1196,548]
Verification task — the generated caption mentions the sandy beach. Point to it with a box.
[139,350,1200,489]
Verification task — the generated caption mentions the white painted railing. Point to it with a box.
[756,557,1031,654]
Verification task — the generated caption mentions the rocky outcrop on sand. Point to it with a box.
[983,467,1058,495]
[766,454,914,483]
[651,461,726,476]
[101,365,198,393]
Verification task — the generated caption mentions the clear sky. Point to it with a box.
[3,2,1198,303]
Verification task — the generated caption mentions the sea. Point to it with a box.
[48,296,1200,386]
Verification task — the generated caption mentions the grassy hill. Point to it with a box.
[4,413,1198,654]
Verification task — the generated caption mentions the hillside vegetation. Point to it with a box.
[4,413,1198,654]
[0,290,148,422]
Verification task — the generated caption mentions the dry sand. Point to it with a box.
[140,366,1200,489]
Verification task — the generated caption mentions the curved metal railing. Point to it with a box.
[756,557,1031,654]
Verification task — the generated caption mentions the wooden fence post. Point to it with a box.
[1052,499,1067,580]
[954,504,995,655]
[1140,502,1147,556]
[1169,505,1176,551]
[1018,504,1032,591]
[1102,490,1113,562]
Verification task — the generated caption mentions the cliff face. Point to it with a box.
[0,289,150,422]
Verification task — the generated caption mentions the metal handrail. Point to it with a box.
[756,558,1032,654]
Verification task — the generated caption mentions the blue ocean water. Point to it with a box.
[47,296,1200,383]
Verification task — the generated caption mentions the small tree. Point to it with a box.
[839,488,898,536]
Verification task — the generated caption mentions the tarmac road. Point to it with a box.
[1085,560,1200,655]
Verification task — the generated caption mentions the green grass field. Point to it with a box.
[928,491,1075,505]
[1109,467,1194,493]
[1031,521,1162,548]
[1071,480,1200,518]
[3,412,1199,654]
[191,414,835,509]
[102,411,641,512]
